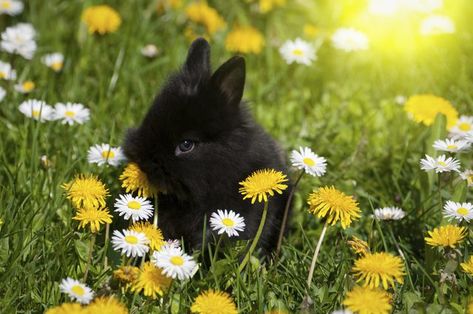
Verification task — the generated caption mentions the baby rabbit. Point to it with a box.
[123,38,289,255]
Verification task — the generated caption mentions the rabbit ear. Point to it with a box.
[183,38,211,80]
[211,56,246,107]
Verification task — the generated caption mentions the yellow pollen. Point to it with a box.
[22,81,35,92]
[125,235,138,244]
[170,256,184,266]
[457,207,469,216]
[437,161,447,167]
[127,200,141,210]
[32,110,40,118]
[222,218,235,227]
[447,144,457,150]
[101,150,115,159]
[1,2,11,9]
[65,111,76,118]
[51,61,63,71]
[292,48,304,56]
[459,122,471,131]
[303,157,316,167]
[71,285,85,296]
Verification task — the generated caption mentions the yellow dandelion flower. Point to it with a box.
[113,266,140,284]
[343,286,392,314]
[239,169,288,204]
[130,222,164,251]
[259,0,286,13]
[45,303,84,314]
[185,2,225,35]
[348,236,370,256]
[353,252,405,289]
[225,25,265,54]
[82,5,121,35]
[307,186,361,229]
[461,256,473,275]
[62,174,109,209]
[404,94,458,128]
[73,206,112,233]
[191,290,238,314]
[85,296,128,314]
[425,224,466,248]
[120,163,158,198]
[130,262,172,299]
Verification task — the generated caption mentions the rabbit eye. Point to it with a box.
[175,140,195,155]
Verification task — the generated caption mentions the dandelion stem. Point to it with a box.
[275,170,304,259]
[103,223,110,269]
[306,220,329,288]
[83,234,96,282]
[239,201,269,272]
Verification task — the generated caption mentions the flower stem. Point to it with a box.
[239,201,269,272]
[103,223,110,269]
[212,235,224,267]
[275,170,304,259]
[83,234,96,282]
[306,220,329,288]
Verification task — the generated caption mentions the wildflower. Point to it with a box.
[0,60,16,80]
[45,303,84,314]
[420,15,455,35]
[279,38,316,66]
[239,169,288,204]
[185,2,225,35]
[343,286,391,314]
[114,194,153,222]
[374,207,406,221]
[14,80,35,93]
[41,53,64,72]
[120,163,158,198]
[73,206,112,233]
[290,146,327,176]
[88,144,125,167]
[307,186,361,228]
[86,296,128,314]
[348,236,370,256]
[59,278,94,304]
[130,222,164,251]
[303,23,319,38]
[152,245,198,280]
[141,44,159,58]
[114,265,140,284]
[404,94,458,128]
[460,169,473,187]
[19,99,54,122]
[112,229,150,257]
[130,262,172,299]
[331,28,369,52]
[62,174,109,209]
[225,25,265,54]
[420,154,461,173]
[258,0,286,14]
[433,138,470,153]
[1,23,36,59]
[461,256,473,275]
[353,252,405,289]
[450,116,473,139]
[82,5,121,34]
[0,0,23,16]
[443,200,473,222]
[425,224,466,248]
[54,102,90,125]
[191,290,238,314]
[209,209,245,237]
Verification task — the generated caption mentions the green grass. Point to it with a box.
[1,0,473,313]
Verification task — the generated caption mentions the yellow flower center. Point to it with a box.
[0,72,4,79]
[127,200,141,210]
[22,81,35,92]
[71,285,85,296]
[459,122,471,131]
[125,235,138,244]
[65,110,76,118]
[51,61,63,71]
[222,218,235,227]
[170,256,184,266]
[447,144,457,150]
[32,110,40,118]
[292,48,304,56]
[437,161,447,167]
[303,157,316,167]
[457,207,469,216]
[101,150,115,159]
[1,2,11,9]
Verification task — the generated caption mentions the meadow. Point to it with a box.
[1,0,473,313]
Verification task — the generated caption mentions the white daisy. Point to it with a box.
[165,239,181,249]
[59,277,94,304]
[141,44,159,58]
[53,102,90,125]
[331,28,369,52]
[420,154,461,173]
[460,169,473,187]
[151,245,198,280]
[443,200,473,222]
[0,86,6,102]
[0,60,16,80]
[87,143,126,166]
[373,207,406,221]
[209,209,245,237]
[420,15,455,36]
[1,23,36,59]
[432,138,470,153]
[279,38,316,65]
[449,116,473,139]
[18,99,54,122]
[14,80,35,94]
[464,131,473,144]
[114,194,154,222]
[111,229,150,257]
[41,52,64,72]
[290,146,327,177]
[0,0,23,16]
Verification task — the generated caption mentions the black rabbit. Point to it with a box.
[123,38,289,255]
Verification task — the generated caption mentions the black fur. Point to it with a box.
[123,38,289,254]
